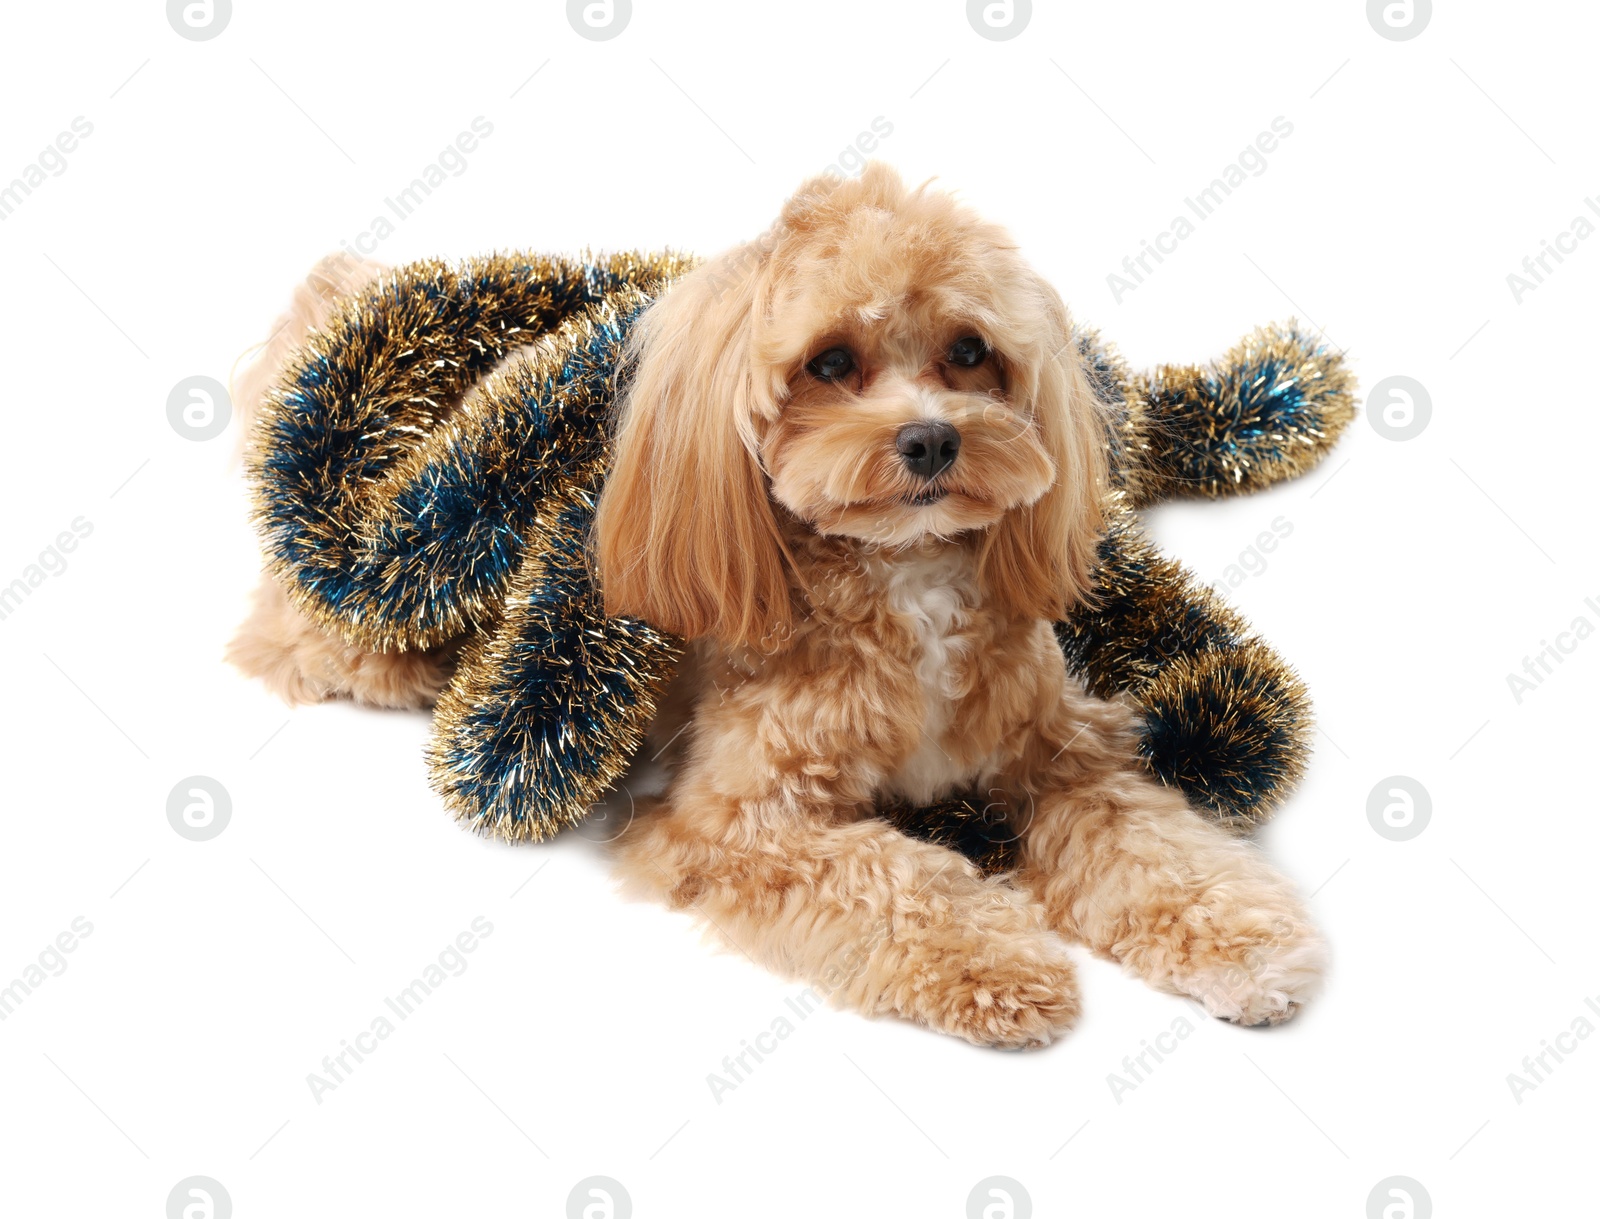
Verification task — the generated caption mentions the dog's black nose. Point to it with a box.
[895,420,961,479]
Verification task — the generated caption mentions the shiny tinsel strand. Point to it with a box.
[1124,321,1357,506]
[248,250,693,653]
[429,471,683,840]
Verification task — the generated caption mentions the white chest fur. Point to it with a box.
[876,547,990,804]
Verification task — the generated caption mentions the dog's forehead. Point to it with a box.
[773,237,999,346]
[829,208,983,281]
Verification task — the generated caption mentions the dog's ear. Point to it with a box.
[980,280,1107,621]
[594,245,794,650]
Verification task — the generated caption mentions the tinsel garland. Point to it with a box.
[251,251,692,651]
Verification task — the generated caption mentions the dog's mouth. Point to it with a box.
[902,485,950,507]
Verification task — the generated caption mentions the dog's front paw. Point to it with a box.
[931,944,1081,1048]
[883,888,1080,1049]
[1165,902,1326,1026]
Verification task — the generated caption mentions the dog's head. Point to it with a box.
[595,163,1106,649]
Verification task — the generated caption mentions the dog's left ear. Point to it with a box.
[980,280,1107,621]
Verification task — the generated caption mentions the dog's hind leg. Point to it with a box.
[228,577,457,709]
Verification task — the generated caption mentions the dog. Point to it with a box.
[232,164,1325,1047]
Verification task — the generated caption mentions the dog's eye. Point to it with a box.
[806,347,855,381]
[948,336,989,367]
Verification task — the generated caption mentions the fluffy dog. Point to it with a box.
[234,165,1325,1047]
[593,165,1324,1046]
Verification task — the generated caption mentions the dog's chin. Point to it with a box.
[788,488,1015,546]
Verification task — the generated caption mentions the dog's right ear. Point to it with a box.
[593,243,794,651]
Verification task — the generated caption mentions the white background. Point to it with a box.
[2,1,1595,1216]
